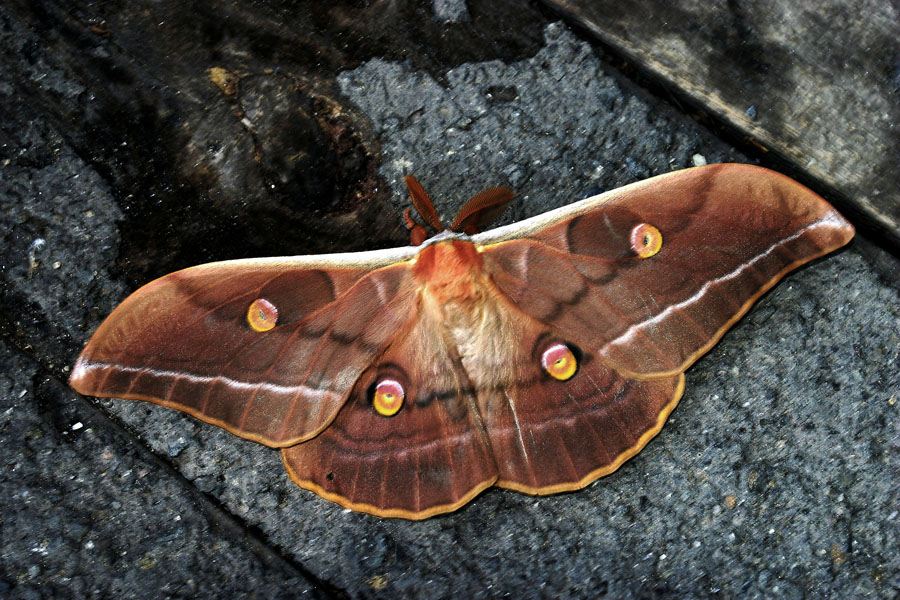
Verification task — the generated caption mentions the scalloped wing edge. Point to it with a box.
[281,374,685,519]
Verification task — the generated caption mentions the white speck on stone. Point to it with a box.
[692,153,707,166]
[72,422,83,430]
[392,157,414,173]
[31,541,49,556]
[433,0,470,23]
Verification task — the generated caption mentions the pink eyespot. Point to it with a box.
[630,223,662,258]
[247,298,278,332]
[542,343,578,381]
[373,379,405,416]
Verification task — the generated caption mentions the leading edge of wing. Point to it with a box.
[160,244,422,274]
[469,164,834,247]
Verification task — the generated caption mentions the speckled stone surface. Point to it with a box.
[0,342,326,599]
[2,21,897,599]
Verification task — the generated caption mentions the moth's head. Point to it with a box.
[403,175,515,245]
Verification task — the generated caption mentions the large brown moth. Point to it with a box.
[70,164,854,519]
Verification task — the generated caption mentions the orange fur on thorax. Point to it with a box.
[413,240,484,301]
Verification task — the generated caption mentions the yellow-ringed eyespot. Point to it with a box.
[541,343,578,381]
[630,223,662,258]
[373,379,405,416]
[246,298,278,332]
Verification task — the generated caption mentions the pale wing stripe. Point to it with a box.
[98,270,284,397]
[162,372,182,404]
[197,318,319,424]
[71,360,338,402]
[503,387,534,478]
[124,367,151,397]
[235,322,309,430]
[486,245,673,365]
[605,214,845,349]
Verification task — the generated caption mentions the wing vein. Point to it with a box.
[503,387,533,481]
[275,270,413,441]
[604,218,830,350]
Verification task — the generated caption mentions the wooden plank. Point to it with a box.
[544,0,900,246]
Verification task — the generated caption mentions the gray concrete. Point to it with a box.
[2,22,897,599]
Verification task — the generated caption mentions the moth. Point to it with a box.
[70,164,854,519]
